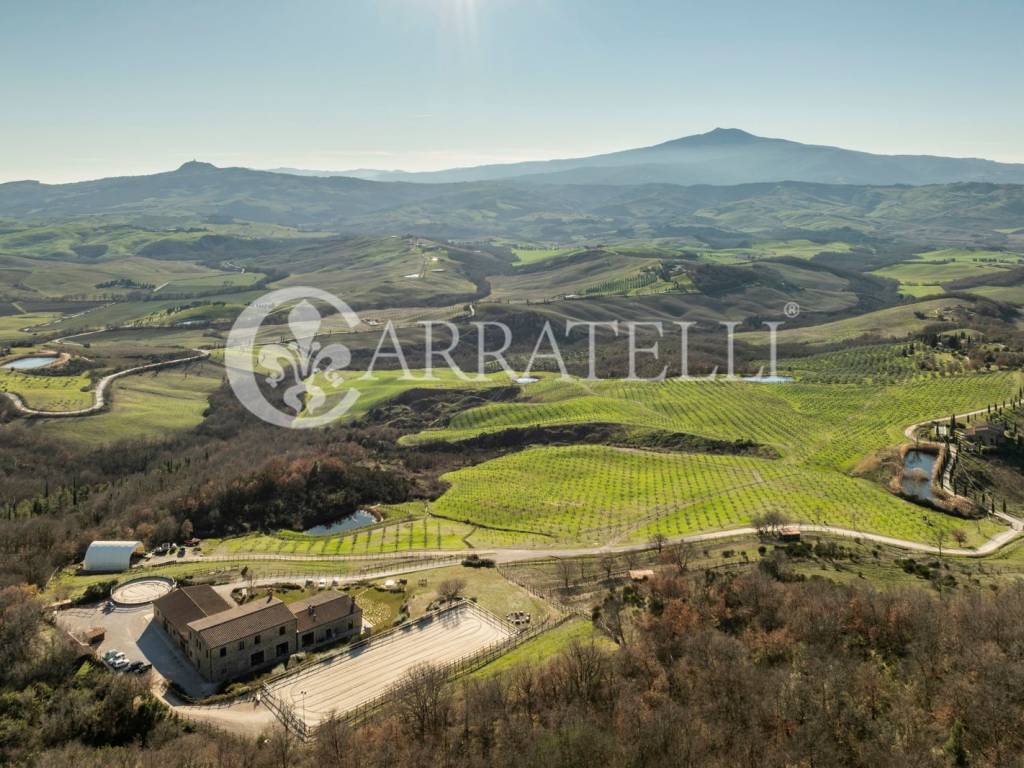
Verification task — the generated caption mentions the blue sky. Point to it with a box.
[2,0,1022,182]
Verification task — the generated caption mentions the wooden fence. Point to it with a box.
[259,600,569,740]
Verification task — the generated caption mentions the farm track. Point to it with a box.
[1,348,211,417]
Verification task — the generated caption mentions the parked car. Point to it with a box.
[102,649,122,662]
[183,538,200,547]
[317,577,327,589]
[331,576,340,587]
[177,547,186,558]
[133,662,152,674]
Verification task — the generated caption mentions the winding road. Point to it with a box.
[1,349,211,417]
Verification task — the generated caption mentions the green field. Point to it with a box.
[474,618,612,677]
[512,246,581,265]
[34,364,223,444]
[0,311,63,344]
[0,365,93,410]
[870,248,1020,294]
[698,239,855,264]
[738,298,966,346]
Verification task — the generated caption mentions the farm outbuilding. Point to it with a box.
[82,540,143,573]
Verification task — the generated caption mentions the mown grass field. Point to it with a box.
[0,365,93,410]
[33,364,223,444]
[0,311,62,344]
[473,618,612,678]
[698,239,855,264]
[738,298,965,346]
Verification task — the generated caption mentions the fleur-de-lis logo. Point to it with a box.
[226,288,362,428]
[257,300,352,415]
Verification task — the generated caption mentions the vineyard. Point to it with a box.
[430,444,1003,546]
[403,346,1023,546]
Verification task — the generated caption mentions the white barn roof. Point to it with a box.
[83,540,143,572]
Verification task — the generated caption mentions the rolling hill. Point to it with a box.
[2,160,1024,245]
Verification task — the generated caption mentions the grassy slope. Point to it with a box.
[473,618,612,678]
[33,364,223,444]
[737,298,965,346]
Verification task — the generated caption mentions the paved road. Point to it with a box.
[1,349,210,417]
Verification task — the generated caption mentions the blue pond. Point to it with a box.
[743,375,795,384]
[901,450,936,500]
[2,356,56,370]
[304,509,377,535]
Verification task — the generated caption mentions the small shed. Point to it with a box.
[83,626,105,644]
[779,525,802,542]
[82,540,143,573]
[628,569,655,581]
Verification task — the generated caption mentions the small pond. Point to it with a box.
[743,375,795,384]
[1,356,56,370]
[901,449,936,500]
[515,376,539,384]
[304,509,377,535]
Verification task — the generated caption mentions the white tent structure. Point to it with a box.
[83,540,143,573]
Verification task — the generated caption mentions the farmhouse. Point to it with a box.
[153,585,234,652]
[964,423,1006,448]
[153,586,362,682]
[187,596,297,681]
[291,590,362,650]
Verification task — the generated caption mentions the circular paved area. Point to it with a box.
[111,576,174,605]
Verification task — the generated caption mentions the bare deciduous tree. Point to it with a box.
[314,715,353,768]
[555,558,578,592]
[436,578,466,603]
[662,542,694,574]
[393,663,452,739]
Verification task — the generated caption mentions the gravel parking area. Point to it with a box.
[264,602,512,729]
[56,602,217,698]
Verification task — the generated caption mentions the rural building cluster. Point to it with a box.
[153,585,362,682]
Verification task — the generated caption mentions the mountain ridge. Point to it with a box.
[265,128,1024,187]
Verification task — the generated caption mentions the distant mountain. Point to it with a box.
[2,160,1023,245]
[271,128,1024,187]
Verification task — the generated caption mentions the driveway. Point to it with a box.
[56,602,217,698]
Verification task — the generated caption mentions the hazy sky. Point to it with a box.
[2,0,1023,183]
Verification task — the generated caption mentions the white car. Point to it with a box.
[102,649,122,662]
[317,578,327,589]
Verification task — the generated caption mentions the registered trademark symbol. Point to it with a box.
[784,302,800,318]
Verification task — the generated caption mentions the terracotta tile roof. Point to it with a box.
[187,596,295,648]
[153,585,232,631]
[288,590,358,633]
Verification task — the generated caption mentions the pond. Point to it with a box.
[1,355,56,370]
[515,376,539,384]
[743,375,795,384]
[901,449,936,500]
[304,509,377,535]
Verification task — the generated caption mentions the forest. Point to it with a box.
[6,567,1024,767]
